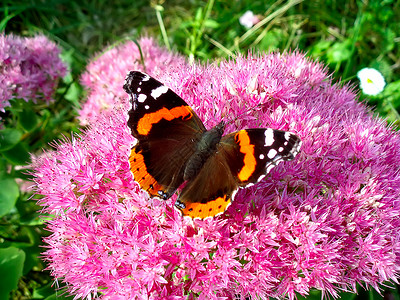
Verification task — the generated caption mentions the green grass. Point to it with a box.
[1,0,400,298]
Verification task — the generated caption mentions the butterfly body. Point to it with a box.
[123,71,301,219]
[184,121,225,181]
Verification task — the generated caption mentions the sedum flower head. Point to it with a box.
[0,34,67,111]
[357,67,386,96]
[78,37,187,125]
[33,51,400,299]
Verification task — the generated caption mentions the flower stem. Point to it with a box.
[154,4,171,51]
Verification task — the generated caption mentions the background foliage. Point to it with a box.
[1,0,400,299]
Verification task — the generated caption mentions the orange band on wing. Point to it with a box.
[235,131,256,182]
[129,148,163,197]
[137,106,192,135]
[178,195,231,219]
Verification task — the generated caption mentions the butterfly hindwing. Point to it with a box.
[124,71,206,199]
[175,128,301,219]
[175,149,236,219]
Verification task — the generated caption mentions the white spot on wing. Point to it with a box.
[231,189,239,200]
[142,75,150,81]
[278,147,284,152]
[137,87,141,92]
[151,85,169,99]
[138,94,147,103]
[257,174,266,182]
[259,154,265,159]
[145,105,150,110]
[266,164,275,173]
[264,129,274,146]
[285,132,292,141]
[268,149,277,159]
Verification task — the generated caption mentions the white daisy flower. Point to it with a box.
[357,68,386,96]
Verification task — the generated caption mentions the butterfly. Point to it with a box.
[123,71,301,219]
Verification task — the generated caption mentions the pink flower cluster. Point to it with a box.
[33,44,400,299]
[78,37,186,125]
[0,34,67,111]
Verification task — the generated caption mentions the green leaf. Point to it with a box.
[64,82,83,106]
[0,158,6,178]
[204,19,219,29]
[194,7,203,23]
[22,244,42,275]
[18,109,38,132]
[60,49,74,76]
[326,40,352,63]
[310,40,332,58]
[259,29,283,51]
[44,288,74,300]
[0,247,26,300]
[382,80,400,99]
[0,8,24,32]
[0,178,19,217]
[297,289,322,300]
[0,129,23,152]
[2,143,31,165]
[33,282,59,299]
[383,28,395,52]
[33,282,55,299]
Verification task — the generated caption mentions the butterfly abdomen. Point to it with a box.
[184,122,225,181]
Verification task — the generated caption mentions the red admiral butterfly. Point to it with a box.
[124,71,301,219]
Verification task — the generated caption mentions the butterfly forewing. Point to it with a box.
[124,71,206,199]
[124,71,206,138]
[222,128,302,186]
